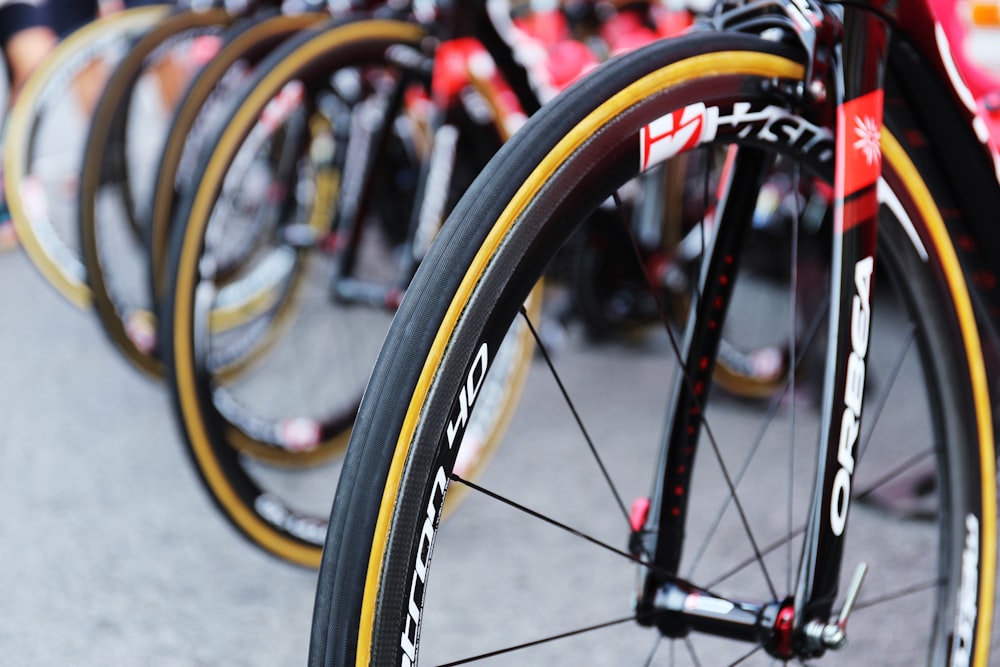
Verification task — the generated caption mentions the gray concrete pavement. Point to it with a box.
[1,218,1000,665]
[0,250,318,666]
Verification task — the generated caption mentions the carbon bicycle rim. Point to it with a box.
[309,32,996,666]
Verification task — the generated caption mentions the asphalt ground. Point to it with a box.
[0,248,319,665]
[2,242,1000,665]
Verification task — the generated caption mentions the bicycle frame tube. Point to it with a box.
[793,3,889,642]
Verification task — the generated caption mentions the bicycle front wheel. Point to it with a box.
[310,31,996,666]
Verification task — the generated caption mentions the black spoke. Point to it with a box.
[519,307,630,523]
[642,634,661,667]
[729,644,765,666]
[707,525,807,590]
[435,615,639,666]
[856,321,917,464]
[696,367,779,598]
[852,577,943,611]
[684,636,705,667]
[707,437,937,591]
[451,473,649,570]
[786,162,802,594]
[707,445,937,591]
[853,448,936,500]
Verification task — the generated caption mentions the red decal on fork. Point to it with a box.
[835,89,884,233]
[840,188,879,227]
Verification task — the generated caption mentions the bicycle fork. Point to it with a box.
[630,5,890,660]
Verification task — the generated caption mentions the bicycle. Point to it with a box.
[308,0,1000,664]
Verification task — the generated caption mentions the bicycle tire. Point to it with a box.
[79,9,328,378]
[3,4,172,309]
[148,11,330,308]
[309,31,996,666]
[162,17,537,567]
[78,6,236,376]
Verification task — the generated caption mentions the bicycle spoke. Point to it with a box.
[786,161,802,594]
[451,474,645,569]
[435,614,639,666]
[683,636,705,667]
[607,188,688,385]
[851,577,943,612]
[708,440,939,589]
[696,412,779,598]
[642,634,661,667]
[853,448,935,500]
[519,307,630,522]
[706,525,806,590]
[729,644,764,666]
[855,321,917,465]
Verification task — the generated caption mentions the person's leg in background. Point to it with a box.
[0,1,58,247]
[0,1,57,98]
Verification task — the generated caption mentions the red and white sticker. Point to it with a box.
[639,102,834,172]
[836,89,884,198]
[640,103,711,171]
